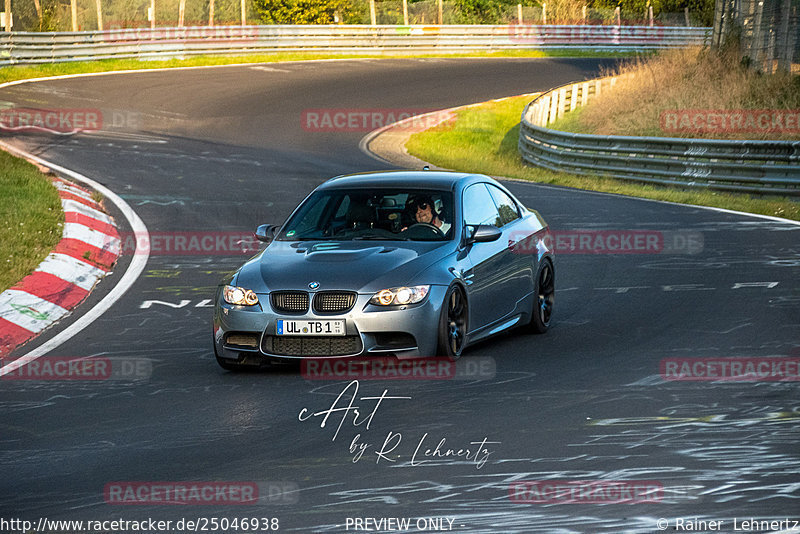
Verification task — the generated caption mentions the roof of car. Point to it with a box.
[318,170,481,190]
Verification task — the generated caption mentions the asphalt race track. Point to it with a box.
[0,58,798,533]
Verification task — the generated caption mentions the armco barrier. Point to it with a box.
[518,76,800,195]
[0,24,710,65]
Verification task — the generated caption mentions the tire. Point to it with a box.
[525,258,554,334]
[436,284,468,360]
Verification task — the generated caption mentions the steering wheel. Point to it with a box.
[405,222,445,238]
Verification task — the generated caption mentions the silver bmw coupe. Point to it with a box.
[213,170,554,369]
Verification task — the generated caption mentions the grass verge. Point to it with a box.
[0,151,64,293]
[0,49,638,85]
[405,95,800,221]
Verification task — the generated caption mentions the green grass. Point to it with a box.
[406,95,800,221]
[0,151,64,293]
[0,49,639,85]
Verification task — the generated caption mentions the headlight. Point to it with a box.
[369,285,430,306]
[223,285,259,306]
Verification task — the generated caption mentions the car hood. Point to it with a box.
[235,240,454,293]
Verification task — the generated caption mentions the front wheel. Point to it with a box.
[437,284,468,360]
[525,258,554,334]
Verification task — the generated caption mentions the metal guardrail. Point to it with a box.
[0,24,711,65]
[519,76,800,196]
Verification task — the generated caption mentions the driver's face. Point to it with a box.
[415,203,433,224]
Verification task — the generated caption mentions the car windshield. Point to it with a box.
[277,189,454,242]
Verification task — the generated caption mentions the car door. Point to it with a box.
[462,183,517,334]
[486,183,534,302]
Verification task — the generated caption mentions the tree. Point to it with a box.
[254,0,365,23]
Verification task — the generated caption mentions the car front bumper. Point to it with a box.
[213,285,449,364]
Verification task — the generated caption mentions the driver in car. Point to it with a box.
[403,195,451,235]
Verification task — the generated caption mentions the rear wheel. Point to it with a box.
[525,259,554,334]
[437,284,468,360]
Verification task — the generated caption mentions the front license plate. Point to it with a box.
[276,319,346,336]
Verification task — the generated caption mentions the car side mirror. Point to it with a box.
[255,224,278,243]
[466,224,502,244]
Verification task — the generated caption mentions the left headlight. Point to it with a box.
[223,285,259,306]
[369,285,430,306]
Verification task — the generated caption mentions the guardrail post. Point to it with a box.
[548,94,557,126]
[556,87,567,119]
[580,82,589,106]
[70,0,77,31]
[538,97,549,126]
[95,0,103,30]
[569,84,579,111]
[2,0,10,31]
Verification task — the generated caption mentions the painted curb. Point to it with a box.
[0,176,121,356]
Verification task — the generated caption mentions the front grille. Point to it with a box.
[313,291,357,314]
[262,335,362,357]
[271,291,309,313]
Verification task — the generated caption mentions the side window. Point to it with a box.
[487,185,521,226]
[463,184,501,228]
[334,195,351,219]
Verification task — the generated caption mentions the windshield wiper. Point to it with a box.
[352,235,410,241]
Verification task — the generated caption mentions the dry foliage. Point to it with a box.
[577,47,800,140]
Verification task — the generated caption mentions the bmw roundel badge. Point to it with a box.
[308,281,320,290]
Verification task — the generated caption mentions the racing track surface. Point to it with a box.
[0,58,798,533]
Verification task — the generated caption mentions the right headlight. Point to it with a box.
[369,285,430,306]
[222,285,259,306]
